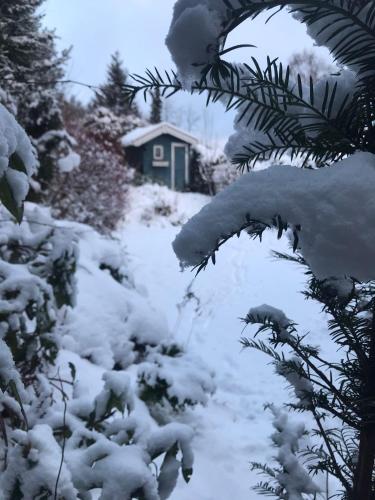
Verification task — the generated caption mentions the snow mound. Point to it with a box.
[124,184,209,227]
[61,224,171,369]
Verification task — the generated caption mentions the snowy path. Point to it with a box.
[119,188,326,499]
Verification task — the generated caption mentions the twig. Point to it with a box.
[54,370,68,500]
[0,414,8,470]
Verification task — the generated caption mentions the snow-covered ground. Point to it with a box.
[114,184,327,499]
[53,182,332,499]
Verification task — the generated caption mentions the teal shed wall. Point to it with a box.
[138,134,190,190]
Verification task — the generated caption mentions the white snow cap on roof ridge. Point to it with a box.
[122,122,198,148]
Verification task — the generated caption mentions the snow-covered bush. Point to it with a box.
[190,143,240,195]
[0,206,77,372]
[51,221,215,497]
[140,196,176,225]
[0,204,78,496]
[46,49,146,233]
[173,152,375,280]
[40,367,195,499]
[48,105,134,233]
[138,342,215,423]
[0,9,215,496]
[126,0,375,497]
[127,184,190,227]
[0,204,214,498]
[63,223,216,413]
[0,103,37,221]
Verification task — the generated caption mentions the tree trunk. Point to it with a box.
[352,427,375,499]
[352,309,375,499]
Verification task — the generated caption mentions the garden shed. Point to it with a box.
[122,122,198,191]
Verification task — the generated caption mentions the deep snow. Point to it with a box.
[52,182,333,499]
[116,184,328,499]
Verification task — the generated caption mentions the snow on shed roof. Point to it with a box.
[122,122,198,148]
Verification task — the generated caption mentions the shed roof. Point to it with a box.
[122,122,198,148]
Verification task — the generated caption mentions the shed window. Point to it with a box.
[153,145,164,160]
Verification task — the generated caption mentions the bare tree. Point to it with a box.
[185,104,201,132]
[288,49,337,84]
[162,100,200,132]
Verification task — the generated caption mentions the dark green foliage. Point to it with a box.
[8,479,23,500]
[139,376,177,407]
[94,51,139,118]
[0,0,49,85]
[0,175,24,223]
[0,0,73,197]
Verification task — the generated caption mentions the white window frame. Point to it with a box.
[153,145,164,160]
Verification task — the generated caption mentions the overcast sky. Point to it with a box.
[43,0,331,143]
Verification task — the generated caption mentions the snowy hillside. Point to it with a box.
[114,184,329,499]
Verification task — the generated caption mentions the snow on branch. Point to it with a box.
[164,1,375,170]
[243,305,314,408]
[245,304,295,341]
[173,152,375,281]
[167,1,375,84]
[0,104,37,220]
[269,405,320,499]
[251,407,319,498]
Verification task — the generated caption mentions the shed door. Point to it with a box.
[171,143,188,191]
